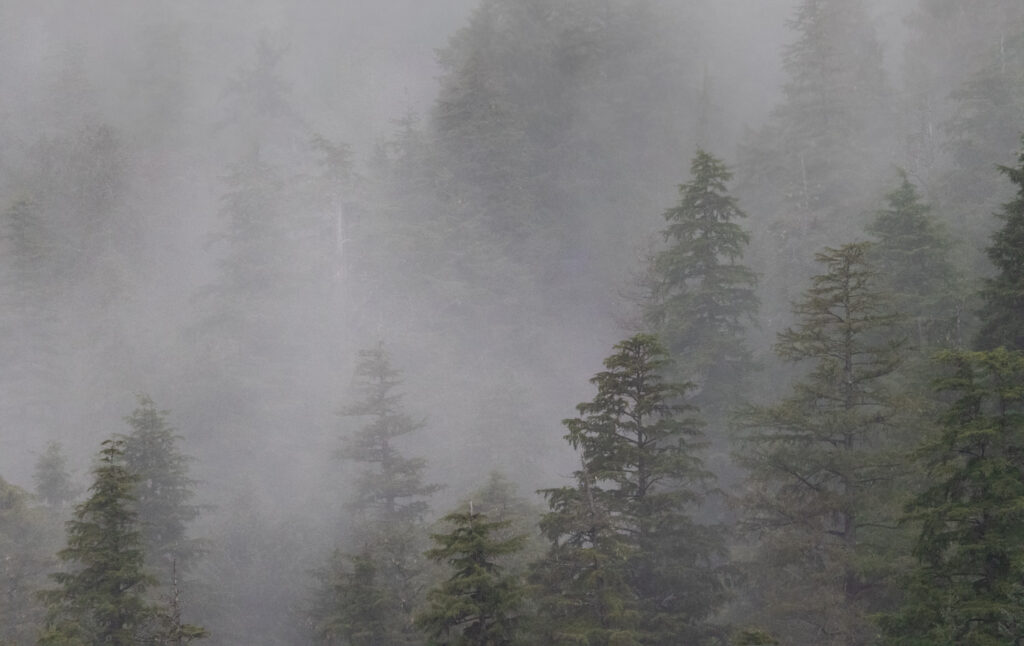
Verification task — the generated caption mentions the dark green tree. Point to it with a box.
[737,243,905,646]
[121,394,202,578]
[880,348,1024,645]
[642,149,758,413]
[977,138,1024,351]
[535,334,726,645]
[38,439,154,645]
[415,508,525,646]
[867,170,962,349]
[33,442,75,509]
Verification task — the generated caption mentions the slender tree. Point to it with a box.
[121,394,202,579]
[737,243,905,646]
[415,508,525,646]
[881,348,1024,644]
[642,149,758,413]
[1,476,55,644]
[38,439,154,646]
[310,345,439,644]
[977,138,1024,351]
[534,334,726,645]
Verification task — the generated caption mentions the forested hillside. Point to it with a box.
[1,0,1023,644]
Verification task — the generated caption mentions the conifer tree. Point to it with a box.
[867,170,961,349]
[310,549,396,646]
[977,138,1024,351]
[310,345,439,644]
[881,348,1024,645]
[738,243,905,646]
[415,508,525,646]
[534,334,726,645]
[121,394,202,578]
[643,149,758,413]
[38,439,154,645]
[33,441,75,509]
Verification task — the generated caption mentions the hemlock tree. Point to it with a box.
[977,138,1024,351]
[867,170,961,349]
[38,438,154,645]
[534,334,726,645]
[880,348,1024,645]
[642,149,758,413]
[121,394,202,578]
[737,243,905,646]
[415,508,525,646]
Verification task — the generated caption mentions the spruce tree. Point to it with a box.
[867,170,961,349]
[38,439,154,645]
[977,138,1024,351]
[120,395,202,581]
[643,149,758,413]
[415,508,525,646]
[310,345,439,644]
[737,243,905,646]
[534,334,726,645]
[881,348,1024,645]
[338,345,439,527]
[121,395,202,579]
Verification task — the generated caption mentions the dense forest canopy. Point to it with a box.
[1,0,1023,644]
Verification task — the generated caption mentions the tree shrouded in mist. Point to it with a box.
[738,243,905,646]
[642,148,758,413]
[533,334,726,645]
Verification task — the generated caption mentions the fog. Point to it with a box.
[2,0,1022,643]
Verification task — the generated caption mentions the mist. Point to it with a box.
[2,0,1023,644]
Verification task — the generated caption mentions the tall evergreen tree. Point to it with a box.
[737,243,905,646]
[310,549,396,646]
[33,442,75,509]
[867,170,962,349]
[881,348,1024,645]
[642,149,758,414]
[415,508,525,646]
[977,138,1024,351]
[121,395,202,578]
[534,334,726,645]
[38,439,154,646]
[310,345,439,644]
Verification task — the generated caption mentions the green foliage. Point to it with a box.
[737,243,906,645]
[867,170,963,349]
[121,394,202,577]
[880,348,1024,645]
[416,509,525,646]
[643,149,758,412]
[977,138,1024,350]
[33,442,75,509]
[534,334,726,645]
[38,439,155,646]
[309,549,397,646]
